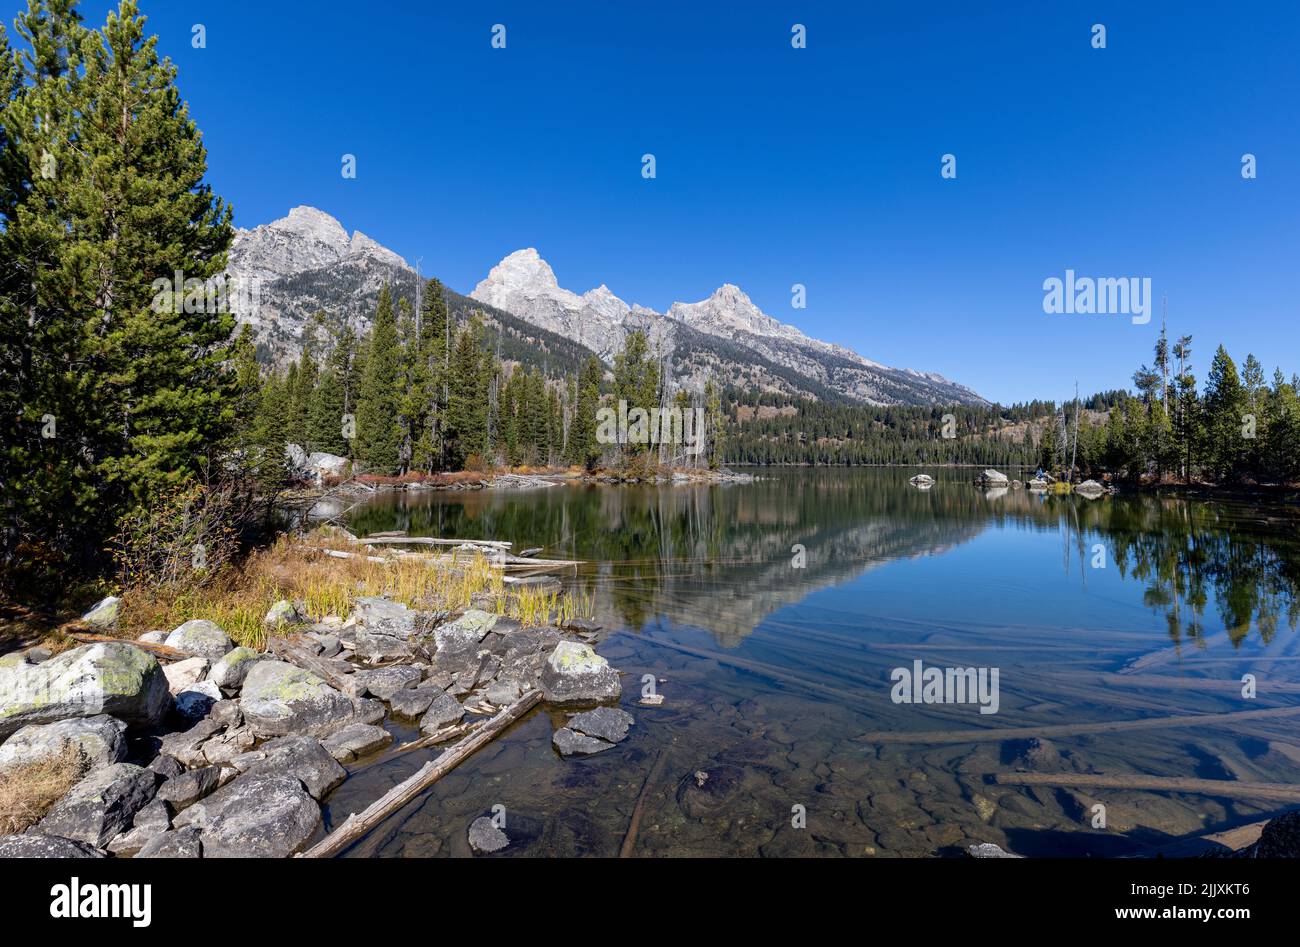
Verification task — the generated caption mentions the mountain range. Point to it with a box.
[226,207,987,406]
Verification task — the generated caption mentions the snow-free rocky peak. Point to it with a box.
[228,206,409,286]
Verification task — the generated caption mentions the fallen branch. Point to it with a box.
[63,630,190,663]
[858,704,1300,745]
[993,772,1300,803]
[620,749,668,858]
[300,689,542,858]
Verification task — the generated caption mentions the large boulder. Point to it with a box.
[0,834,105,858]
[164,620,234,660]
[351,597,423,662]
[239,661,353,738]
[200,773,321,858]
[36,762,158,848]
[0,642,169,740]
[539,641,621,705]
[234,735,345,800]
[978,469,1009,486]
[81,596,121,629]
[208,647,264,691]
[0,715,126,774]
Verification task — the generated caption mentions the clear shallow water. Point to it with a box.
[324,469,1300,857]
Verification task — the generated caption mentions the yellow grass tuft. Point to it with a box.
[0,748,87,835]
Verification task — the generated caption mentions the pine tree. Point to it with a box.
[307,321,358,457]
[1203,345,1246,481]
[445,315,488,467]
[1,0,235,573]
[354,285,402,474]
[570,356,602,469]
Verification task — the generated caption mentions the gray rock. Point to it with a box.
[485,679,524,706]
[433,610,497,655]
[567,706,634,744]
[201,725,256,765]
[138,631,167,644]
[37,762,158,847]
[163,657,209,695]
[264,599,307,630]
[106,798,172,855]
[0,834,105,858]
[552,727,614,756]
[239,660,354,738]
[321,723,392,763]
[0,642,170,740]
[354,631,414,662]
[967,842,1023,858]
[350,597,422,639]
[208,647,264,691]
[164,620,234,660]
[539,641,621,705]
[157,717,222,768]
[560,618,601,636]
[418,691,466,734]
[309,633,342,659]
[389,685,440,718]
[81,596,121,629]
[1233,809,1300,858]
[237,735,346,799]
[209,699,243,729]
[174,681,222,721]
[468,815,509,854]
[148,754,184,780]
[201,774,321,858]
[157,764,224,810]
[356,665,421,701]
[350,697,386,725]
[0,715,126,774]
[136,826,203,858]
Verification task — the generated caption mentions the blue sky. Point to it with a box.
[66,0,1300,404]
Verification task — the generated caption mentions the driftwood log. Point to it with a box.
[64,630,190,663]
[300,689,542,858]
[993,771,1300,803]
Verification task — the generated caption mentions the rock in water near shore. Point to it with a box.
[0,643,170,740]
[567,706,634,744]
[164,620,235,660]
[80,596,121,629]
[0,835,106,858]
[37,762,158,848]
[552,727,613,756]
[208,647,264,691]
[676,765,744,818]
[540,641,621,705]
[419,690,466,733]
[976,469,1009,486]
[966,842,1023,858]
[1074,479,1105,498]
[200,773,321,858]
[321,723,392,762]
[0,715,126,774]
[468,816,509,854]
[238,660,354,738]
[355,665,421,701]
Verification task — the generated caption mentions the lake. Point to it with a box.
[323,468,1300,857]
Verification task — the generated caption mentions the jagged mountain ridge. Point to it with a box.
[228,207,986,405]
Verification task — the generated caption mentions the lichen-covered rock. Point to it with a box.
[0,715,126,774]
[539,641,621,705]
[321,723,392,763]
[552,727,613,756]
[355,665,421,701]
[81,596,121,629]
[164,620,234,660]
[0,643,170,740]
[350,596,421,638]
[485,679,524,706]
[468,816,509,854]
[567,706,634,744]
[208,647,264,691]
[434,610,497,653]
[200,773,321,858]
[0,834,105,858]
[136,826,203,858]
[235,735,345,800]
[239,660,353,738]
[418,691,465,734]
[264,599,307,629]
[37,762,158,847]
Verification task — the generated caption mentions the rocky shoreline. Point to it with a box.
[0,589,632,859]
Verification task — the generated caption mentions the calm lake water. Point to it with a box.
[323,468,1300,857]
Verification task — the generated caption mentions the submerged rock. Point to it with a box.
[567,706,634,744]
[966,842,1023,858]
[468,816,509,854]
[239,660,353,738]
[37,762,158,848]
[552,727,614,757]
[200,773,321,858]
[539,641,621,705]
[676,764,744,819]
[164,620,234,660]
[0,715,126,774]
[0,643,169,740]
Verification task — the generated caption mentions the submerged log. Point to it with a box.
[993,772,1300,804]
[859,704,1300,745]
[300,689,542,858]
[620,749,668,858]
